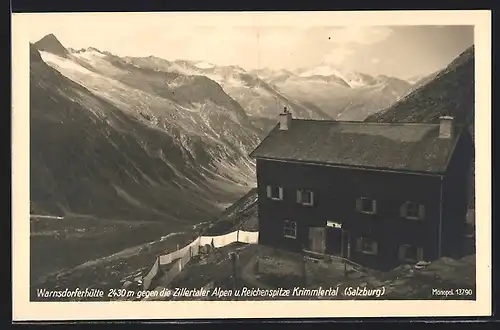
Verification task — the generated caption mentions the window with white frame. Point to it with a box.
[355,237,378,255]
[266,185,283,200]
[400,201,425,220]
[283,220,297,239]
[398,244,424,262]
[356,197,377,214]
[296,189,314,206]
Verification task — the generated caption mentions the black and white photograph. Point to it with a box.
[12,10,491,320]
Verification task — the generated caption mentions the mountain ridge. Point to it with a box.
[34,33,70,58]
[30,37,259,223]
[364,45,474,124]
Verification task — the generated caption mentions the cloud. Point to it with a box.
[157,26,307,65]
[322,46,355,65]
[317,27,393,66]
[326,26,394,45]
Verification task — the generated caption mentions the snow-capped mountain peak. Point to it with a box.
[194,61,216,69]
[296,65,345,78]
[292,65,378,89]
[71,47,108,60]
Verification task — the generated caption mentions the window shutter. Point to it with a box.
[355,198,362,211]
[417,247,424,261]
[278,187,283,200]
[356,238,362,251]
[296,190,302,204]
[310,191,314,205]
[418,205,426,220]
[266,185,272,198]
[371,200,377,214]
[400,202,408,218]
[372,242,378,254]
[398,245,407,261]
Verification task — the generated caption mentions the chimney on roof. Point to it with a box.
[278,106,292,130]
[439,115,454,139]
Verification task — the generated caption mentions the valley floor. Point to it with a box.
[30,214,196,301]
[31,215,184,281]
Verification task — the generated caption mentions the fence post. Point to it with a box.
[237,230,240,243]
[230,252,238,291]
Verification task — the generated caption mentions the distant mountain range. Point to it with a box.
[119,56,331,122]
[30,33,473,223]
[118,47,429,122]
[250,65,415,121]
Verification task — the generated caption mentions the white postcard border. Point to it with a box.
[12,10,492,320]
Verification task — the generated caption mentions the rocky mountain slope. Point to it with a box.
[30,36,262,223]
[406,71,440,93]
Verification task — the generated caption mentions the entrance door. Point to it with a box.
[308,227,326,254]
[325,221,343,256]
[325,227,343,255]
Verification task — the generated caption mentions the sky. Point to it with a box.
[26,13,474,79]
